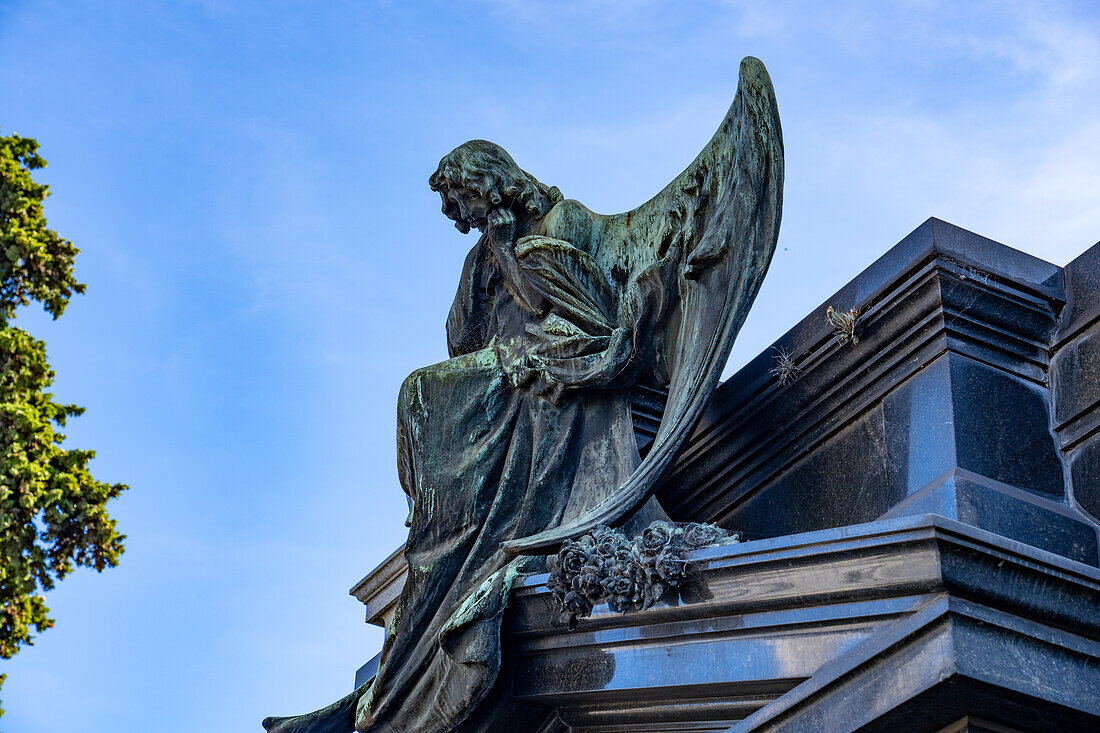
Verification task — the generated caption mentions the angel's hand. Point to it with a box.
[487,207,516,243]
[485,207,544,316]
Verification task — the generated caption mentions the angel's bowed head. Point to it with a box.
[428,139,563,234]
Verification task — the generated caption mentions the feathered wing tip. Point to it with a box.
[503,56,783,555]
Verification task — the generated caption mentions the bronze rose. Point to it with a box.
[559,535,597,575]
[634,521,679,561]
[681,522,731,548]
[653,550,688,585]
[594,524,631,559]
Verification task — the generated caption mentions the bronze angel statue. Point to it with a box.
[265,56,783,732]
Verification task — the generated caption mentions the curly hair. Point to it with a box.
[429,140,563,233]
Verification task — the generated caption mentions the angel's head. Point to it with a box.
[429,140,562,234]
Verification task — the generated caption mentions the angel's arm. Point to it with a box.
[485,208,547,317]
[446,240,492,357]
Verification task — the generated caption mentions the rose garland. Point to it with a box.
[545,521,739,626]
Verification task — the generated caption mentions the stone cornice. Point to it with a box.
[349,543,406,628]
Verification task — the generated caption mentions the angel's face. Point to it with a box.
[446,185,494,232]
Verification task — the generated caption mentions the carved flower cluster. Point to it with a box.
[546,521,738,626]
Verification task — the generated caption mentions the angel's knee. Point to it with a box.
[399,367,430,410]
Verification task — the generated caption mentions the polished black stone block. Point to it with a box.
[1057,240,1100,342]
[656,218,1099,566]
[1052,240,1100,523]
[1072,440,1100,520]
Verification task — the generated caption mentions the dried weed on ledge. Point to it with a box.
[769,346,801,386]
[826,306,861,345]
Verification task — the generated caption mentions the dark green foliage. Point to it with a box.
[0,136,84,320]
[0,131,126,715]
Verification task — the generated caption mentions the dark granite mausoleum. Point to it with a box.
[352,219,1100,732]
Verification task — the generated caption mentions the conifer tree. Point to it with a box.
[0,132,126,715]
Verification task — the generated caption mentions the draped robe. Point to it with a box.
[356,227,650,731]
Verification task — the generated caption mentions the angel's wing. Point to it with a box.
[502,56,783,555]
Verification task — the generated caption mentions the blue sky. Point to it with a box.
[0,1,1097,730]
